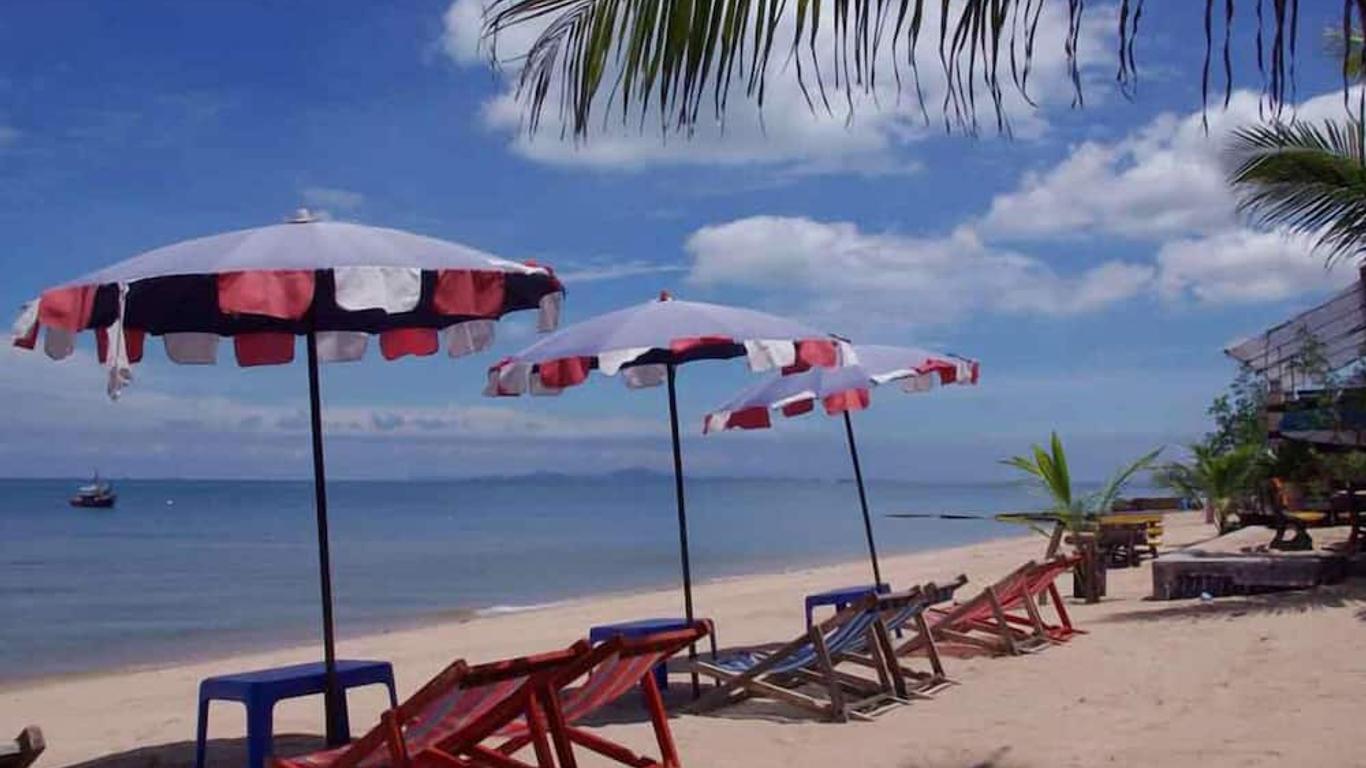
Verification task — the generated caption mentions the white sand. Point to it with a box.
[4,511,1363,767]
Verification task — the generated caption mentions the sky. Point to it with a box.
[0,1,1358,482]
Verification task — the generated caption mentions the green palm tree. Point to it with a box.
[481,0,1342,138]
[1226,120,1366,267]
[1154,443,1260,533]
[1000,432,1161,558]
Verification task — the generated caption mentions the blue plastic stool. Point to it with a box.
[195,660,398,768]
[588,617,717,691]
[803,583,891,629]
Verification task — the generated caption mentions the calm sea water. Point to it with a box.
[0,475,1120,683]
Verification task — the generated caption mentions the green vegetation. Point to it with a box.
[1001,432,1160,557]
[1154,443,1260,533]
[482,1,1345,139]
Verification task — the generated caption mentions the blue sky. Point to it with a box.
[0,1,1358,481]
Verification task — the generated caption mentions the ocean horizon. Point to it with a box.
[0,475,1155,684]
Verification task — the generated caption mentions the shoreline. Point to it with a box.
[0,526,1031,690]
[11,511,1362,767]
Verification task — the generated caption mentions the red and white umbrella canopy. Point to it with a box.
[10,211,564,395]
[484,292,851,396]
[704,343,979,433]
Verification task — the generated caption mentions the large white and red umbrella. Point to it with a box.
[485,293,846,659]
[703,344,979,586]
[10,210,563,743]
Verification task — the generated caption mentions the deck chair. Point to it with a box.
[0,727,44,768]
[686,592,909,722]
[837,578,966,699]
[882,577,967,692]
[272,641,590,768]
[1012,556,1084,643]
[913,558,1082,657]
[511,623,709,768]
[897,562,1047,657]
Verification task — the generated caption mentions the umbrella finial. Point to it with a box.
[288,208,318,224]
[658,290,672,302]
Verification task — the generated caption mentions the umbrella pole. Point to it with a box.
[306,332,347,746]
[842,411,884,587]
[665,363,701,698]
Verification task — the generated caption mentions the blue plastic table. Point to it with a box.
[195,660,398,768]
[803,583,891,629]
[588,617,717,690]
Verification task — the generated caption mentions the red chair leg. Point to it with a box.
[536,685,579,768]
[640,670,681,767]
[1048,582,1074,633]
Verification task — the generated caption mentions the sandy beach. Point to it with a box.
[4,511,1363,768]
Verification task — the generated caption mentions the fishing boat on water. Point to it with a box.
[70,475,116,508]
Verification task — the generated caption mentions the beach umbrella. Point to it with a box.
[9,209,564,744]
[702,344,979,586]
[484,293,846,655]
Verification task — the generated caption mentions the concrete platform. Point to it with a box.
[1151,549,1348,600]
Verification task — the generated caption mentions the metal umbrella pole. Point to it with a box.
[664,363,701,697]
[306,331,347,746]
[842,411,884,587]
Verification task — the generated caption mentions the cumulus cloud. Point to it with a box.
[444,0,1114,173]
[685,216,1153,327]
[0,344,659,444]
[1156,228,1347,304]
[982,88,1364,242]
[555,259,686,284]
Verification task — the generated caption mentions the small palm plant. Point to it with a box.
[1001,433,1162,558]
[1154,443,1260,533]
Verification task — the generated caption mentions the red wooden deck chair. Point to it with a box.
[1003,556,1084,643]
[503,623,709,768]
[271,641,590,768]
[896,562,1044,657]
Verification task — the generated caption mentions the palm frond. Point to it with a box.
[481,0,1331,139]
[1227,119,1366,267]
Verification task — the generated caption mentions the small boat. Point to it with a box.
[70,475,116,508]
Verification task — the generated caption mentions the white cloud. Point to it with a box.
[301,185,365,212]
[1156,228,1349,304]
[685,216,1153,327]
[0,345,658,442]
[445,0,1114,172]
[555,259,685,284]
[982,88,1364,241]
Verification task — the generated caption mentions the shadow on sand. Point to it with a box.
[66,735,326,768]
[1095,577,1366,624]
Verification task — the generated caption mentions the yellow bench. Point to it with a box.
[1099,512,1163,552]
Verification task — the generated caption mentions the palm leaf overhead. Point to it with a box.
[1227,119,1366,267]
[480,0,1355,138]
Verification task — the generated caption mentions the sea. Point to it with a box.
[0,475,1145,684]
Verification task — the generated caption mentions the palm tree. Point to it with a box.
[481,0,1340,138]
[1154,443,1260,533]
[1001,432,1160,558]
[1226,120,1366,268]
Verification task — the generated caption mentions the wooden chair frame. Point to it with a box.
[687,594,908,722]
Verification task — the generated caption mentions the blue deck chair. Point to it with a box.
[687,591,925,722]
[842,577,969,700]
